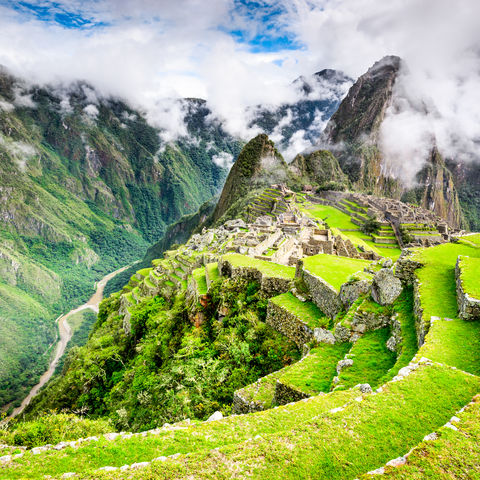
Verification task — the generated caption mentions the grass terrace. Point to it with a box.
[457,255,480,299]
[192,267,207,295]
[416,318,480,376]
[270,292,330,330]
[222,253,295,280]
[367,397,480,479]
[380,289,418,383]
[74,364,480,480]
[205,263,220,283]
[410,242,480,324]
[278,342,352,396]
[459,233,480,247]
[0,389,360,479]
[300,203,358,230]
[336,328,397,390]
[302,253,372,291]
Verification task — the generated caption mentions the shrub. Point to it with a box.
[5,412,113,448]
[361,216,381,235]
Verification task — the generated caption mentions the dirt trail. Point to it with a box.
[10,264,131,418]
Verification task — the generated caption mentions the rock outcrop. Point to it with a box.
[371,268,403,305]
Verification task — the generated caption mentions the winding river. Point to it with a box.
[10,264,131,418]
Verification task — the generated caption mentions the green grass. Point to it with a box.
[380,289,419,383]
[77,364,480,479]
[302,253,372,291]
[238,371,281,409]
[0,388,358,479]
[299,203,358,230]
[375,246,402,260]
[406,242,480,375]
[223,253,295,280]
[366,398,480,479]
[336,328,397,390]
[458,255,480,299]
[205,263,220,283]
[278,343,352,395]
[270,292,329,330]
[416,318,480,376]
[460,233,480,247]
[411,242,480,321]
[192,267,207,295]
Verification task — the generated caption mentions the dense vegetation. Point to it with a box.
[24,277,299,431]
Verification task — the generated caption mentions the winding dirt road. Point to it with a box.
[10,264,131,418]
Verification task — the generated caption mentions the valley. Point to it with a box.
[9,263,132,419]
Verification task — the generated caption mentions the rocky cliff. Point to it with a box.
[323,56,466,228]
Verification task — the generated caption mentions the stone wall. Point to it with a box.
[413,278,427,346]
[299,267,343,319]
[339,279,372,309]
[232,391,265,414]
[456,257,480,321]
[350,308,391,334]
[395,253,424,285]
[219,258,293,296]
[266,300,315,349]
[273,379,310,406]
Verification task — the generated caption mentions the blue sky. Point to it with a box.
[1,0,302,53]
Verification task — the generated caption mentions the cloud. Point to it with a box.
[83,103,99,120]
[0,0,478,183]
[212,151,234,169]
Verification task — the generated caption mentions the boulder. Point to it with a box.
[336,358,354,374]
[334,324,351,343]
[207,411,223,422]
[313,328,336,344]
[371,268,402,305]
[339,279,372,309]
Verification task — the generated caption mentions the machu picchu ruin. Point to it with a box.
[1,9,480,478]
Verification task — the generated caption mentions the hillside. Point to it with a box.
[1,185,479,479]
[0,67,242,408]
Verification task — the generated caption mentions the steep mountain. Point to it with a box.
[211,134,290,223]
[289,149,347,190]
[0,68,241,407]
[323,56,466,228]
[251,69,352,154]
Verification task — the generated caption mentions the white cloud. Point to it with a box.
[0,0,477,182]
[212,151,234,169]
[83,103,99,119]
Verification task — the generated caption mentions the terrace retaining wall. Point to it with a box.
[266,300,315,349]
[218,258,293,296]
[297,263,343,319]
[273,380,310,405]
[456,257,480,321]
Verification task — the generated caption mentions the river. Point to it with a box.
[9,264,131,418]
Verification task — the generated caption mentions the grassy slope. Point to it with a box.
[336,328,397,390]
[192,267,207,295]
[279,342,351,395]
[0,389,359,479]
[75,364,480,480]
[223,253,295,279]
[270,292,329,329]
[302,253,371,290]
[458,255,480,298]
[366,397,480,479]
[411,242,480,374]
